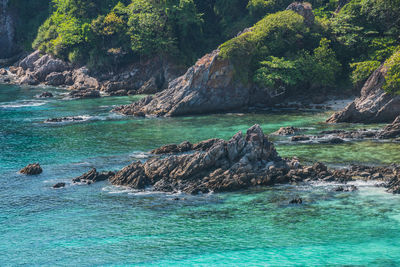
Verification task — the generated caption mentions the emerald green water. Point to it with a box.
[1,84,400,266]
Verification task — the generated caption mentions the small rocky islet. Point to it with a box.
[65,124,400,195]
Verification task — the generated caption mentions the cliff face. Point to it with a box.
[327,66,400,123]
[0,0,15,59]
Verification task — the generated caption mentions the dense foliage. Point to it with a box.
[9,0,400,93]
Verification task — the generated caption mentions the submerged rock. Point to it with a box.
[72,168,115,184]
[327,66,400,123]
[53,182,66,189]
[19,163,42,175]
[291,135,310,142]
[333,185,358,192]
[38,92,53,98]
[68,89,100,99]
[272,126,302,136]
[44,116,86,123]
[289,198,303,204]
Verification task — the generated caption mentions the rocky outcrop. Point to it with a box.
[327,66,400,123]
[110,125,284,193]
[4,50,184,98]
[72,168,115,185]
[113,49,289,116]
[19,163,42,175]
[113,50,256,117]
[378,116,400,139]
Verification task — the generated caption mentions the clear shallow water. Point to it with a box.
[1,84,400,266]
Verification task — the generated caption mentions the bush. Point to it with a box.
[350,60,381,85]
[383,51,400,94]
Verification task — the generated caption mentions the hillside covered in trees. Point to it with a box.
[5,0,400,95]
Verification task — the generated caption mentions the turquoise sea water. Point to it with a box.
[1,83,400,266]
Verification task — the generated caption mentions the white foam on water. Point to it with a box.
[0,100,47,108]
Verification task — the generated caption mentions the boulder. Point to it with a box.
[19,163,43,175]
[0,68,7,75]
[32,54,70,81]
[72,168,115,184]
[272,126,301,136]
[18,73,39,85]
[45,72,66,86]
[327,66,400,123]
[18,50,40,70]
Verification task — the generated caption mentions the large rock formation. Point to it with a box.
[110,125,284,193]
[327,66,400,123]
[113,50,281,117]
[0,0,15,59]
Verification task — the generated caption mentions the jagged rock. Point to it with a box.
[32,54,69,81]
[110,125,283,194]
[39,92,53,98]
[72,168,115,184]
[151,141,193,154]
[18,50,40,70]
[378,116,400,139]
[113,50,253,117]
[53,182,66,189]
[18,73,39,85]
[69,89,100,99]
[291,135,310,142]
[286,2,314,26]
[137,77,159,94]
[272,126,302,136]
[327,66,400,123]
[69,67,99,90]
[45,72,66,86]
[19,163,42,175]
[289,198,303,204]
[0,68,7,75]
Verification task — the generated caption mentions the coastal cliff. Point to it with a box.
[0,0,16,59]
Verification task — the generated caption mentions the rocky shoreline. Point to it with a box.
[65,125,400,195]
[0,50,184,99]
[272,115,400,144]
